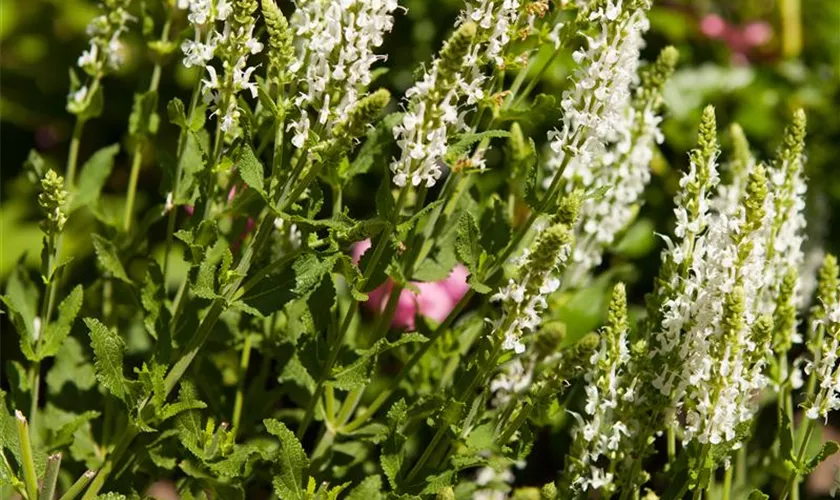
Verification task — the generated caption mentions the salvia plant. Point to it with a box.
[2,0,838,499]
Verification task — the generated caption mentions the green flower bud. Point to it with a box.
[333,89,391,142]
[535,321,566,359]
[749,314,774,367]
[512,487,540,500]
[604,283,628,357]
[232,0,258,26]
[509,122,529,162]
[555,190,583,226]
[438,22,477,81]
[636,45,678,109]
[540,481,558,500]
[815,253,839,317]
[693,105,718,168]
[435,486,455,500]
[721,287,746,348]
[773,267,798,351]
[530,223,572,279]
[778,108,807,166]
[729,123,752,181]
[261,0,294,83]
[38,170,68,236]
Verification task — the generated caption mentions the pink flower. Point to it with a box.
[351,239,470,330]
[742,22,772,47]
[700,14,727,38]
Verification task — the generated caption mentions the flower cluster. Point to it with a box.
[77,0,134,77]
[38,170,68,237]
[287,0,398,149]
[804,255,840,421]
[644,108,809,451]
[563,283,637,494]
[390,0,531,188]
[566,45,678,282]
[491,221,572,354]
[180,0,263,137]
[545,0,650,193]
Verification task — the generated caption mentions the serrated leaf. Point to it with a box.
[167,98,188,129]
[49,410,100,450]
[803,440,840,474]
[381,399,408,491]
[445,130,510,163]
[396,200,444,240]
[346,475,384,500]
[330,333,427,391]
[455,212,481,271]
[265,419,309,500]
[2,264,39,361]
[91,234,132,283]
[193,253,220,299]
[85,318,137,406]
[39,285,83,359]
[175,381,206,459]
[71,144,119,211]
[345,113,403,179]
[237,143,265,196]
[129,90,160,138]
[294,253,337,296]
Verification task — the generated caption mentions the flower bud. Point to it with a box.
[438,22,477,81]
[540,481,558,500]
[38,170,68,236]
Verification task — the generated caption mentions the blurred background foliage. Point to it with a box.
[1,0,839,493]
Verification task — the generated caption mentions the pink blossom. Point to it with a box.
[351,239,470,330]
[700,14,727,38]
[742,22,772,47]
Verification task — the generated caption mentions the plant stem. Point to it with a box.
[40,452,62,500]
[59,470,96,500]
[722,465,733,500]
[781,420,815,500]
[231,332,253,437]
[123,19,172,233]
[15,411,38,500]
[81,423,138,500]
[65,117,88,189]
[297,188,409,438]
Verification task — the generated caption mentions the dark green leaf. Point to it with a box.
[129,90,160,138]
[803,440,840,474]
[381,399,408,491]
[265,419,309,500]
[455,212,481,271]
[91,234,132,284]
[39,285,83,359]
[71,144,119,211]
[237,143,265,196]
[85,318,138,406]
[2,264,39,361]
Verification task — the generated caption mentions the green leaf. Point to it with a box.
[445,130,510,163]
[380,399,408,491]
[175,381,206,459]
[747,490,769,500]
[129,90,160,138]
[396,200,444,240]
[49,410,100,450]
[495,94,559,124]
[265,419,309,500]
[85,318,137,406]
[375,178,395,221]
[455,212,481,271]
[39,285,83,359]
[91,234,132,284]
[346,475,384,500]
[613,217,654,258]
[803,440,840,474]
[71,144,119,211]
[2,263,39,361]
[45,336,97,395]
[345,113,402,179]
[193,252,221,300]
[330,333,428,391]
[237,143,265,196]
[294,253,337,296]
[167,97,188,129]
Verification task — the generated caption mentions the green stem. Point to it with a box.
[40,452,62,500]
[667,426,676,462]
[123,19,172,233]
[15,411,38,500]
[231,333,253,437]
[298,189,409,438]
[722,466,733,500]
[81,423,138,500]
[58,470,96,500]
[781,420,815,500]
[404,423,448,484]
[65,117,87,189]
[340,289,473,433]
